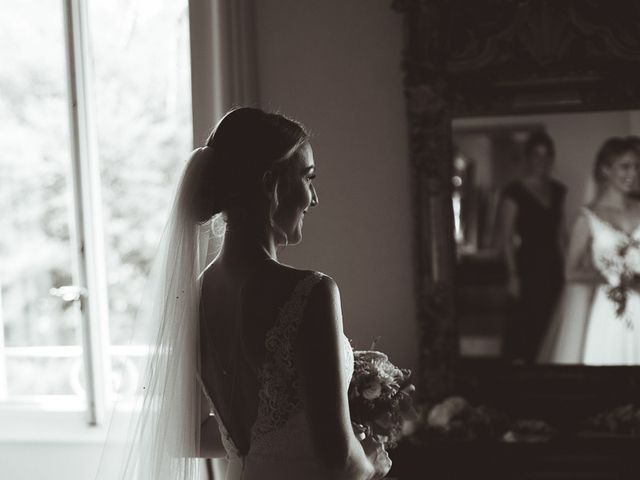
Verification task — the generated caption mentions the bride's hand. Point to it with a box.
[361,436,392,479]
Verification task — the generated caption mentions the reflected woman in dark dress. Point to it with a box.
[500,131,566,363]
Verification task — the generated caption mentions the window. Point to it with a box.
[0,0,192,431]
[0,0,83,406]
[90,0,192,401]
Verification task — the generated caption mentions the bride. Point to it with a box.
[539,136,640,365]
[98,107,391,480]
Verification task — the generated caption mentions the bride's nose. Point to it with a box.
[310,184,319,207]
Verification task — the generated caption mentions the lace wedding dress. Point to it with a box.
[200,271,355,479]
[581,208,640,365]
[539,207,640,364]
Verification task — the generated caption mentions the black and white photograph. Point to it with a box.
[2,1,640,479]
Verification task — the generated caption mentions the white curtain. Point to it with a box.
[189,0,259,147]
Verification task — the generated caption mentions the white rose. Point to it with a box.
[362,381,382,400]
[625,245,640,274]
[427,396,469,430]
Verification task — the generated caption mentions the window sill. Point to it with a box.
[0,401,109,444]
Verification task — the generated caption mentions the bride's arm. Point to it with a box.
[296,276,382,480]
[565,213,605,284]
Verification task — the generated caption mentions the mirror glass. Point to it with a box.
[453,110,640,365]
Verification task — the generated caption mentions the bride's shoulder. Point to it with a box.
[266,260,334,285]
[273,267,341,317]
[580,203,595,216]
[267,259,321,276]
[628,196,640,212]
[243,260,336,301]
[568,205,595,235]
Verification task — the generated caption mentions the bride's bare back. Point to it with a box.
[189,108,383,478]
[199,258,314,454]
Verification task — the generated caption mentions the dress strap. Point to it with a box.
[580,206,600,230]
[581,206,632,237]
[250,271,324,443]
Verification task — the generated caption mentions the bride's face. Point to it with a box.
[603,151,640,194]
[273,143,318,245]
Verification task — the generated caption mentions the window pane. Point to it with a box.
[89,0,193,396]
[0,0,84,400]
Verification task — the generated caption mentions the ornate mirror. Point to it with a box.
[392,0,640,419]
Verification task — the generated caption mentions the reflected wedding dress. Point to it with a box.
[200,271,355,479]
[581,208,640,364]
[539,207,640,364]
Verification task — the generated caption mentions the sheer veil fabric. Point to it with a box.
[96,147,216,480]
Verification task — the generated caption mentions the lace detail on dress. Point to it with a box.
[250,271,324,444]
[583,207,640,287]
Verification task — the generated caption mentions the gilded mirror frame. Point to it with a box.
[392,0,640,404]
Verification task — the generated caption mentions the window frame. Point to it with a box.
[63,0,111,428]
[1,0,195,438]
[0,0,111,438]
[1,0,254,441]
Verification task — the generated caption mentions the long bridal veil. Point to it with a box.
[96,147,217,480]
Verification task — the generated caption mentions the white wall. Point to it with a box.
[254,0,418,372]
[0,442,102,480]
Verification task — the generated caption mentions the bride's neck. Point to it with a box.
[596,188,629,210]
[218,220,278,266]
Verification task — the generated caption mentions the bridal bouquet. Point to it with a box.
[422,396,552,442]
[348,349,416,448]
[601,237,640,322]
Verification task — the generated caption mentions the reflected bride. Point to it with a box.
[539,136,640,365]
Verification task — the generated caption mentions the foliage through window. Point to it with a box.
[0,0,192,410]
[90,0,192,398]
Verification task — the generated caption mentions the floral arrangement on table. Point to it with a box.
[412,396,555,443]
[348,349,417,449]
[600,237,640,324]
[421,396,509,441]
[581,404,640,436]
[502,419,556,443]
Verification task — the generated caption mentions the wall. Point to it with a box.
[254,0,418,371]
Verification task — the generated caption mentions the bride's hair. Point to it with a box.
[96,108,310,480]
[188,107,310,224]
[593,136,639,187]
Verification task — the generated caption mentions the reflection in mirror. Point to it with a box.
[453,110,640,365]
